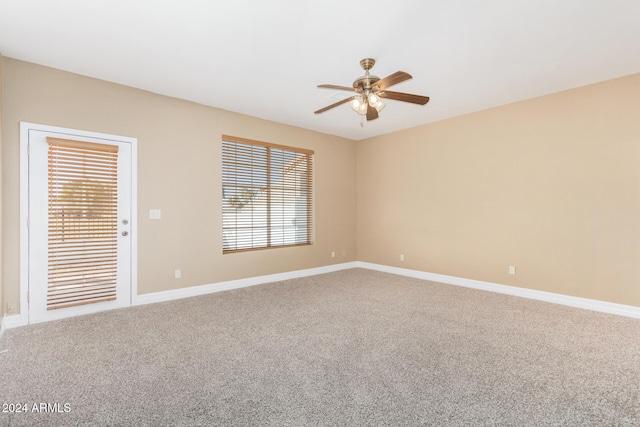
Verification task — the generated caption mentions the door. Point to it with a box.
[27,127,133,324]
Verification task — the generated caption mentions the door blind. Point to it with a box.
[47,137,119,310]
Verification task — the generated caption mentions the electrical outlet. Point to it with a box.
[508,266,516,275]
[331,251,335,258]
[175,269,181,279]
[400,254,405,261]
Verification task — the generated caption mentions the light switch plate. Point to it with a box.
[149,209,161,220]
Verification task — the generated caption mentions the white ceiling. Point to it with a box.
[1,0,640,140]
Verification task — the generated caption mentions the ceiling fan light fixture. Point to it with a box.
[358,100,368,115]
[373,99,385,112]
[351,96,368,115]
[368,93,379,104]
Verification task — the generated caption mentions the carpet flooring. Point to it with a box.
[1,268,639,426]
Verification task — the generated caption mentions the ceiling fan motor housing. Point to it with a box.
[353,75,380,91]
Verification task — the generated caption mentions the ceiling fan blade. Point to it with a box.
[366,103,379,121]
[374,71,412,91]
[379,90,430,105]
[314,96,356,114]
[318,84,357,92]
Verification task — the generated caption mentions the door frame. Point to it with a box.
[20,122,138,324]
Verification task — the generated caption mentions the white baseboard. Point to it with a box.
[7,260,639,328]
[4,313,28,330]
[356,262,640,319]
[135,262,358,306]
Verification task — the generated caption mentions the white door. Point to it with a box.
[27,126,133,324]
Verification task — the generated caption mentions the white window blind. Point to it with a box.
[222,135,313,253]
[47,137,119,310]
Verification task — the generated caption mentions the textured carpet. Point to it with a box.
[1,268,639,426]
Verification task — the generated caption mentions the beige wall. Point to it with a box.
[357,72,640,307]
[1,58,357,315]
[3,56,639,317]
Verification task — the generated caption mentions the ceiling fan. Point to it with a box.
[314,58,430,121]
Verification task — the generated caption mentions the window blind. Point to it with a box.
[47,137,119,310]
[222,135,313,253]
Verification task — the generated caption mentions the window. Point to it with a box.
[222,135,313,253]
